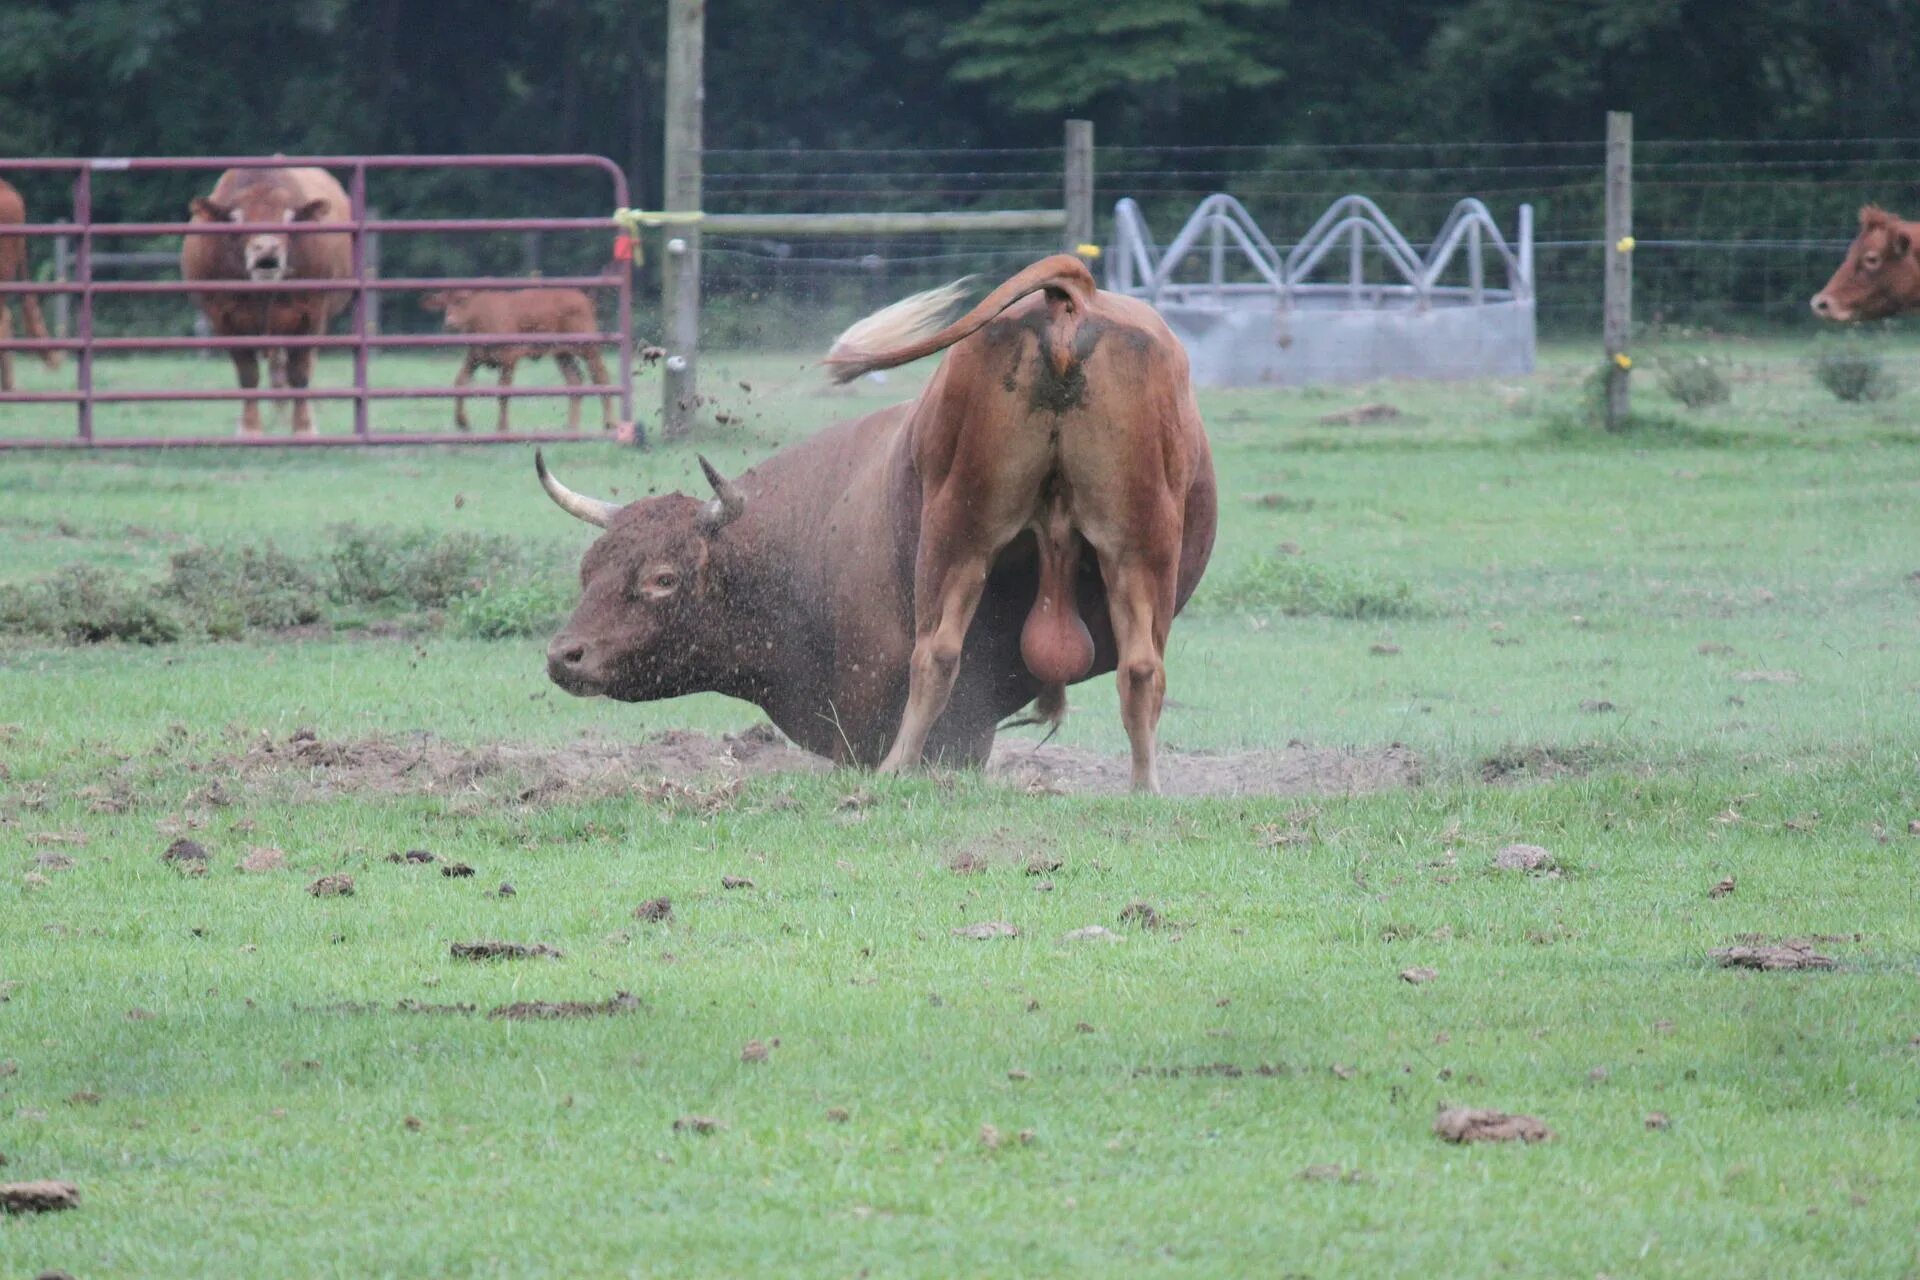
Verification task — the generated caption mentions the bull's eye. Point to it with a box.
[652,571,679,591]
[636,568,680,601]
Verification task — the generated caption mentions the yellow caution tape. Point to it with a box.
[1615,236,1635,253]
[1613,352,1632,370]
[1075,242,1102,259]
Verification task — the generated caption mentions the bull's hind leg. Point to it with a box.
[877,543,995,775]
[1096,549,1179,793]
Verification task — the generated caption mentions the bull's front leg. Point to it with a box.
[230,348,263,435]
[268,348,291,430]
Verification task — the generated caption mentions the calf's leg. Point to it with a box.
[494,360,515,433]
[451,353,477,430]
[0,304,13,392]
[555,353,584,430]
[583,348,615,428]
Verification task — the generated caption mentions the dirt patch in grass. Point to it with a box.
[486,991,641,1021]
[1433,1107,1554,1144]
[192,726,1420,802]
[990,740,1421,798]
[1711,941,1839,971]
[1479,745,1595,784]
[0,1180,80,1213]
[450,941,562,961]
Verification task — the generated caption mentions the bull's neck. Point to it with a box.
[692,528,814,712]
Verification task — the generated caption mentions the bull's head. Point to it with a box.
[536,451,746,700]
[1811,205,1920,323]
[189,194,331,282]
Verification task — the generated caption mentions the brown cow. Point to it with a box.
[181,167,352,435]
[419,288,614,433]
[537,255,1216,792]
[0,176,62,392]
[1811,204,1920,322]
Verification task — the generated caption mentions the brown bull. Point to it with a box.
[420,288,614,433]
[181,167,352,435]
[1810,204,1920,322]
[0,176,63,391]
[537,255,1217,792]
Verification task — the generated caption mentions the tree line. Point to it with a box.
[2,0,1916,214]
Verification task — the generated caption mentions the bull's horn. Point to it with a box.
[697,454,746,534]
[535,449,618,528]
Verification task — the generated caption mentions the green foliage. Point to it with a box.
[1534,364,1729,445]
[326,524,527,610]
[1197,554,1421,619]
[449,580,572,640]
[946,0,1284,113]
[1655,355,1732,410]
[1812,347,1899,403]
[158,544,325,637]
[0,564,182,645]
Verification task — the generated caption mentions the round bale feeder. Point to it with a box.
[1108,194,1534,388]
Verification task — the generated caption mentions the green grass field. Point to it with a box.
[3,343,1919,1277]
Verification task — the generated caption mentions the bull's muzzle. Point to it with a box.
[545,636,600,695]
[1810,293,1846,321]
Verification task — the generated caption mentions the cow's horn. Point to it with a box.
[535,449,618,528]
[697,454,746,533]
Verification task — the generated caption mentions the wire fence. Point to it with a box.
[693,137,1920,356]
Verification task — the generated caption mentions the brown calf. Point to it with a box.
[419,288,613,433]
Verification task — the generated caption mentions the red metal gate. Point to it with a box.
[0,155,637,448]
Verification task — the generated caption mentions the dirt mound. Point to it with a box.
[210,723,824,803]
[204,726,1418,803]
[989,740,1420,797]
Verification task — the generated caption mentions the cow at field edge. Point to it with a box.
[0,176,63,392]
[181,167,352,435]
[536,255,1217,793]
[420,288,614,433]
[1810,204,1920,322]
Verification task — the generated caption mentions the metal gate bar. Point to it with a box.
[0,154,638,448]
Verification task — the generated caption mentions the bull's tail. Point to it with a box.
[1000,683,1068,739]
[825,254,1097,385]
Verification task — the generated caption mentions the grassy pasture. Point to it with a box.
[2,343,1919,1277]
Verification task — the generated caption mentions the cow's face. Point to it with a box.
[536,452,746,701]
[1812,205,1920,322]
[189,194,330,282]
[420,289,478,331]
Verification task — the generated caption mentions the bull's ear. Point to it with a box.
[190,196,232,222]
[292,198,330,223]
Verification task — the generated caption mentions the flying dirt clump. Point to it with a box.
[486,991,640,1021]
[449,941,563,961]
[1710,941,1838,971]
[307,874,354,898]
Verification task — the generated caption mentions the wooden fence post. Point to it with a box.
[661,0,704,440]
[1604,110,1633,429]
[1064,119,1094,255]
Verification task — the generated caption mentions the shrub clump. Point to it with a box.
[0,565,182,645]
[158,544,324,637]
[449,580,572,639]
[1655,356,1732,410]
[326,524,527,609]
[1198,555,1420,620]
[1812,347,1898,403]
